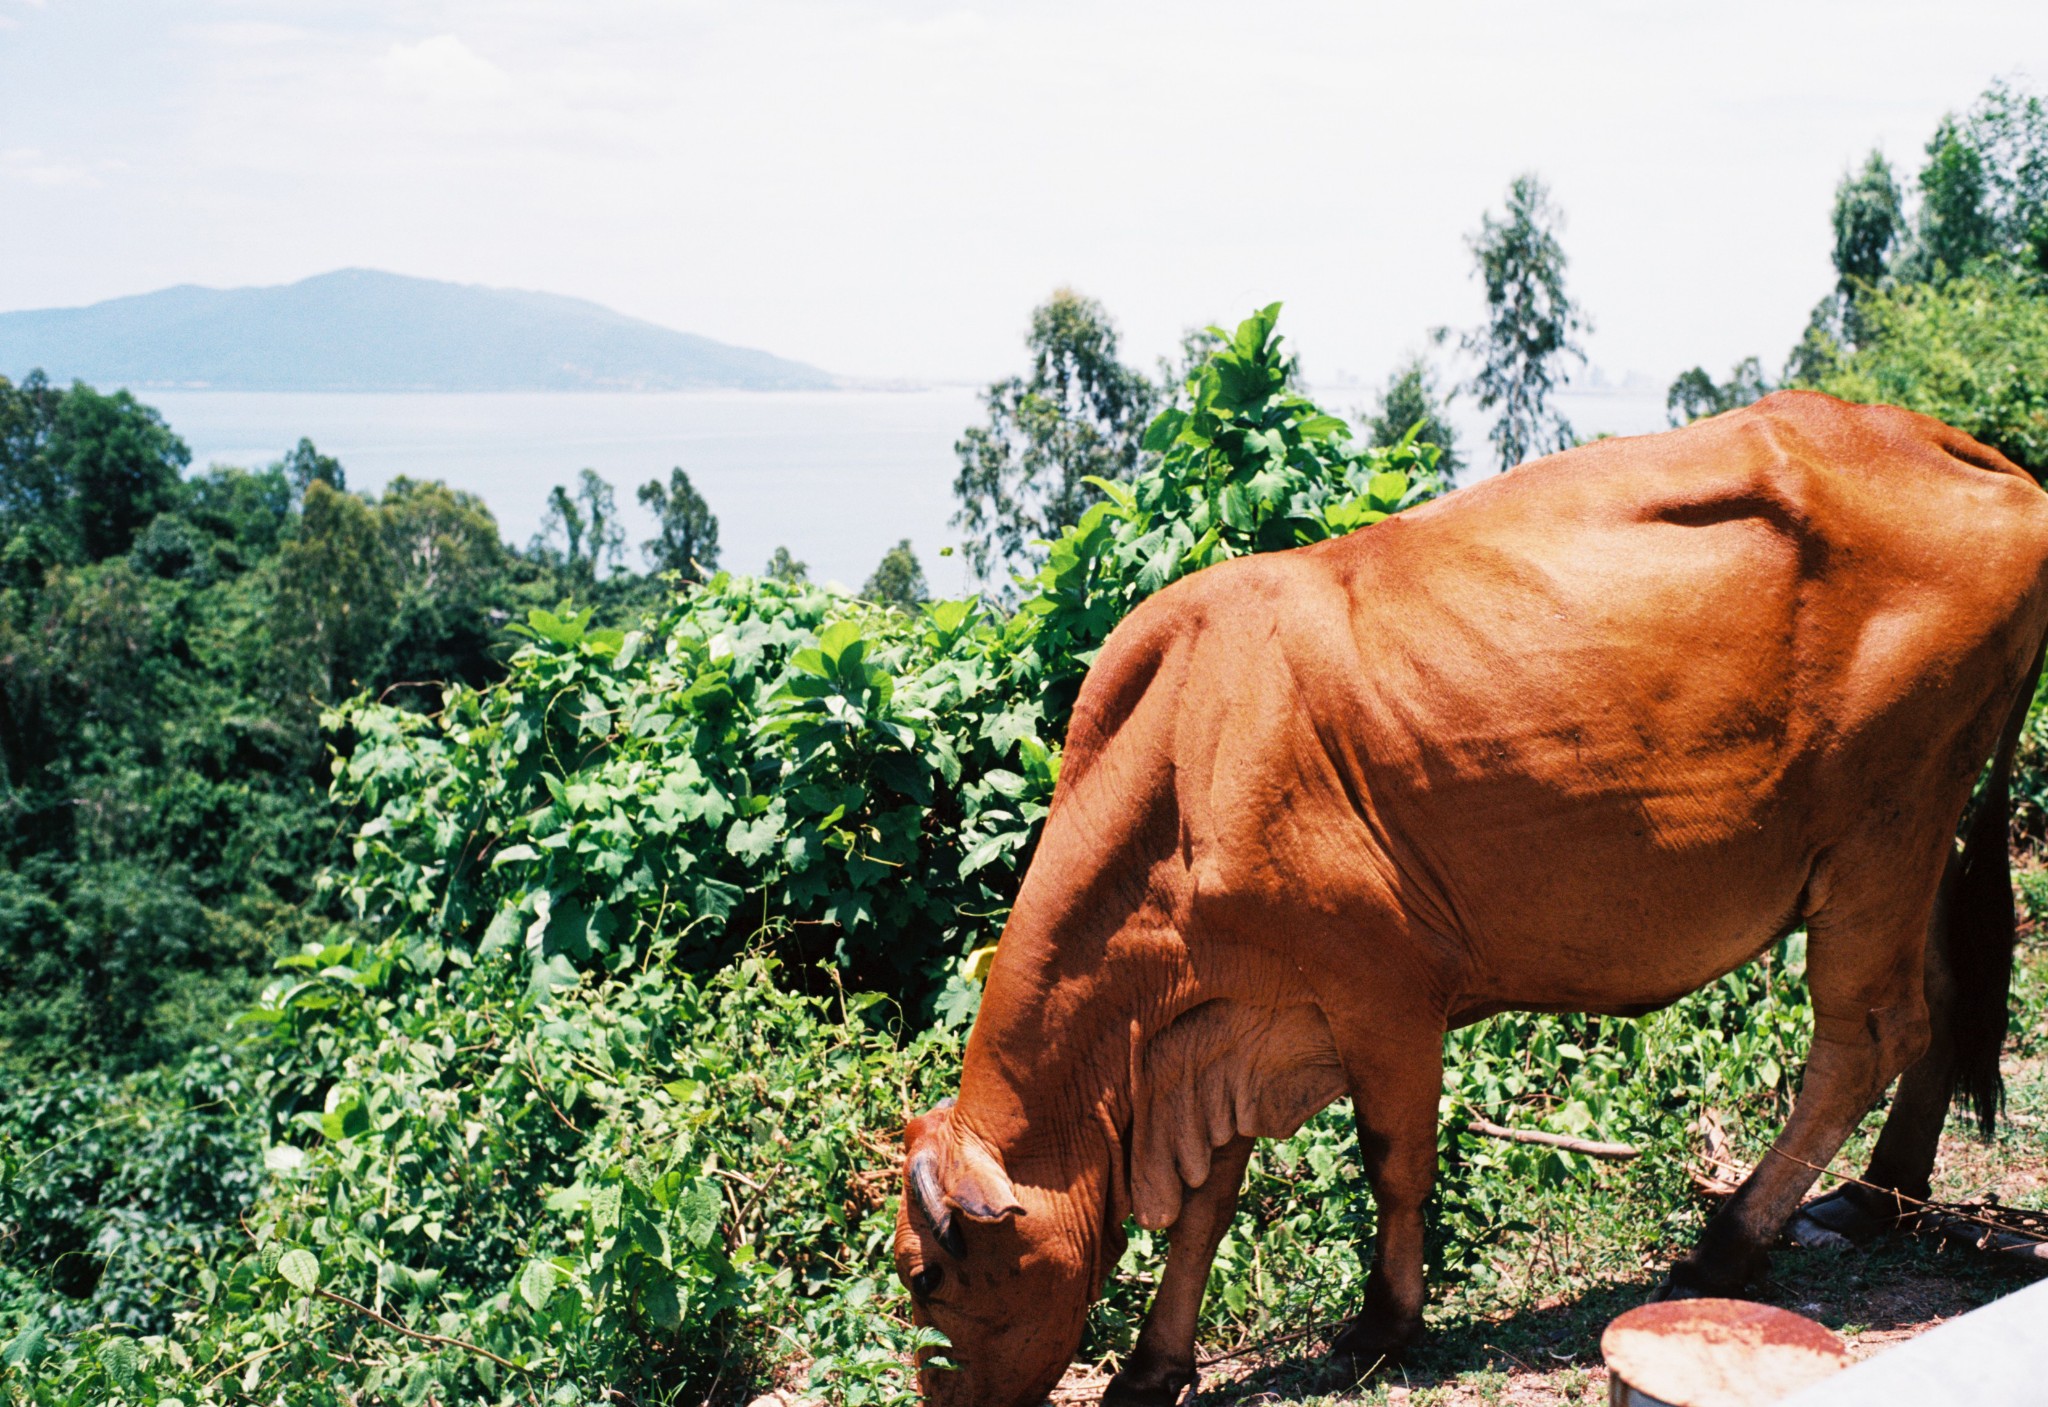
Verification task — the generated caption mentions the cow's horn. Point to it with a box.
[909,1147,964,1257]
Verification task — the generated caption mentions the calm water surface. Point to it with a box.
[149,387,987,593]
[147,384,1673,595]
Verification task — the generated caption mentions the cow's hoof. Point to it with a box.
[1654,1245,1769,1310]
[1325,1313,1422,1382]
[1101,1356,1194,1407]
[1788,1187,1912,1248]
[1652,1251,1764,1303]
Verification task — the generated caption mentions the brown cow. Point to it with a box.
[894,392,2048,1407]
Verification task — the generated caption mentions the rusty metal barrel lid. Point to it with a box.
[1601,1299,1851,1407]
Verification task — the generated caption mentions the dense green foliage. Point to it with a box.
[1808,267,2048,472]
[1364,355,1462,481]
[0,368,668,1080]
[0,306,1468,1403]
[1675,78,2048,473]
[7,251,2047,1407]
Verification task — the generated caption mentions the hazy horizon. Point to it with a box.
[5,2,2046,395]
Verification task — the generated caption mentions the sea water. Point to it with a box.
[145,384,1672,596]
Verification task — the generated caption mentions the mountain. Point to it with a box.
[0,269,837,392]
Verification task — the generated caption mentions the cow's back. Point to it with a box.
[1094,392,2048,1017]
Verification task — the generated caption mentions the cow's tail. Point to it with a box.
[1944,641,2044,1137]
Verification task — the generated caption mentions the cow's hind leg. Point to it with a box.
[1327,1024,1445,1376]
[1102,1136,1255,1407]
[1663,877,1936,1297]
[1794,866,1960,1244]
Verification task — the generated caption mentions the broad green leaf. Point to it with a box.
[1,1324,49,1370]
[1369,470,1410,507]
[278,1248,321,1293]
[644,1277,684,1330]
[816,619,862,663]
[518,1260,556,1312]
[478,900,525,957]
[96,1338,139,1392]
[926,596,978,635]
[591,1183,623,1237]
[680,1177,723,1248]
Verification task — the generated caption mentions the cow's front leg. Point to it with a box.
[1328,1030,1444,1377]
[1102,1136,1255,1407]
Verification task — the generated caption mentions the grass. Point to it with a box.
[1046,940,2048,1407]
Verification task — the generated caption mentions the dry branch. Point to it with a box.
[1465,1118,1641,1160]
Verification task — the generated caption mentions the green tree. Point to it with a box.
[273,480,397,698]
[280,437,345,499]
[638,467,721,580]
[1459,174,1589,470]
[182,462,295,569]
[58,388,191,563]
[1833,151,1905,295]
[764,546,809,583]
[1800,267,2048,473]
[861,539,929,611]
[1966,77,2048,270]
[0,372,66,546]
[1366,355,1461,479]
[1665,356,1771,426]
[952,288,1156,584]
[1905,115,1998,282]
[377,477,513,686]
[533,469,626,582]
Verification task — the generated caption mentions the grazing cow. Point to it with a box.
[894,392,2048,1407]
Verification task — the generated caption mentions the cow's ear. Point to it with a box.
[947,1138,1023,1224]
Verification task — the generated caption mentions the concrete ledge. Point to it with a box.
[1781,1275,2048,1405]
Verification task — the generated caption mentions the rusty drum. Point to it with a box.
[1602,1299,1851,1407]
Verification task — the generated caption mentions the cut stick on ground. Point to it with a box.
[1465,1118,1642,1159]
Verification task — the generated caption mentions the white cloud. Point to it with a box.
[380,34,511,103]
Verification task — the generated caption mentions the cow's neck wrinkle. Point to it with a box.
[952,930,1201,1240]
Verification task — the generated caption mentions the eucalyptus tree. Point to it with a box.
[952,288,1157,585]
[764,545,810,583]
[1907,115,1999,282]
[533,468,626,582]
[639,466,721,580]
[1458,174,1589,471]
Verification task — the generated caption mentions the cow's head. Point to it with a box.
[893,1101,1110,1407]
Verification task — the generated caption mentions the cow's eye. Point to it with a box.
[910,1264,944,1298]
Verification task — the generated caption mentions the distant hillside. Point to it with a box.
[0,269,837,392]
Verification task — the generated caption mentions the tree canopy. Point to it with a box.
[951,288,1157,585]
[1366,355,1461,479]
[860,538,929,610]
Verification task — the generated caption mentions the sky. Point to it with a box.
[2,0,2045,391]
